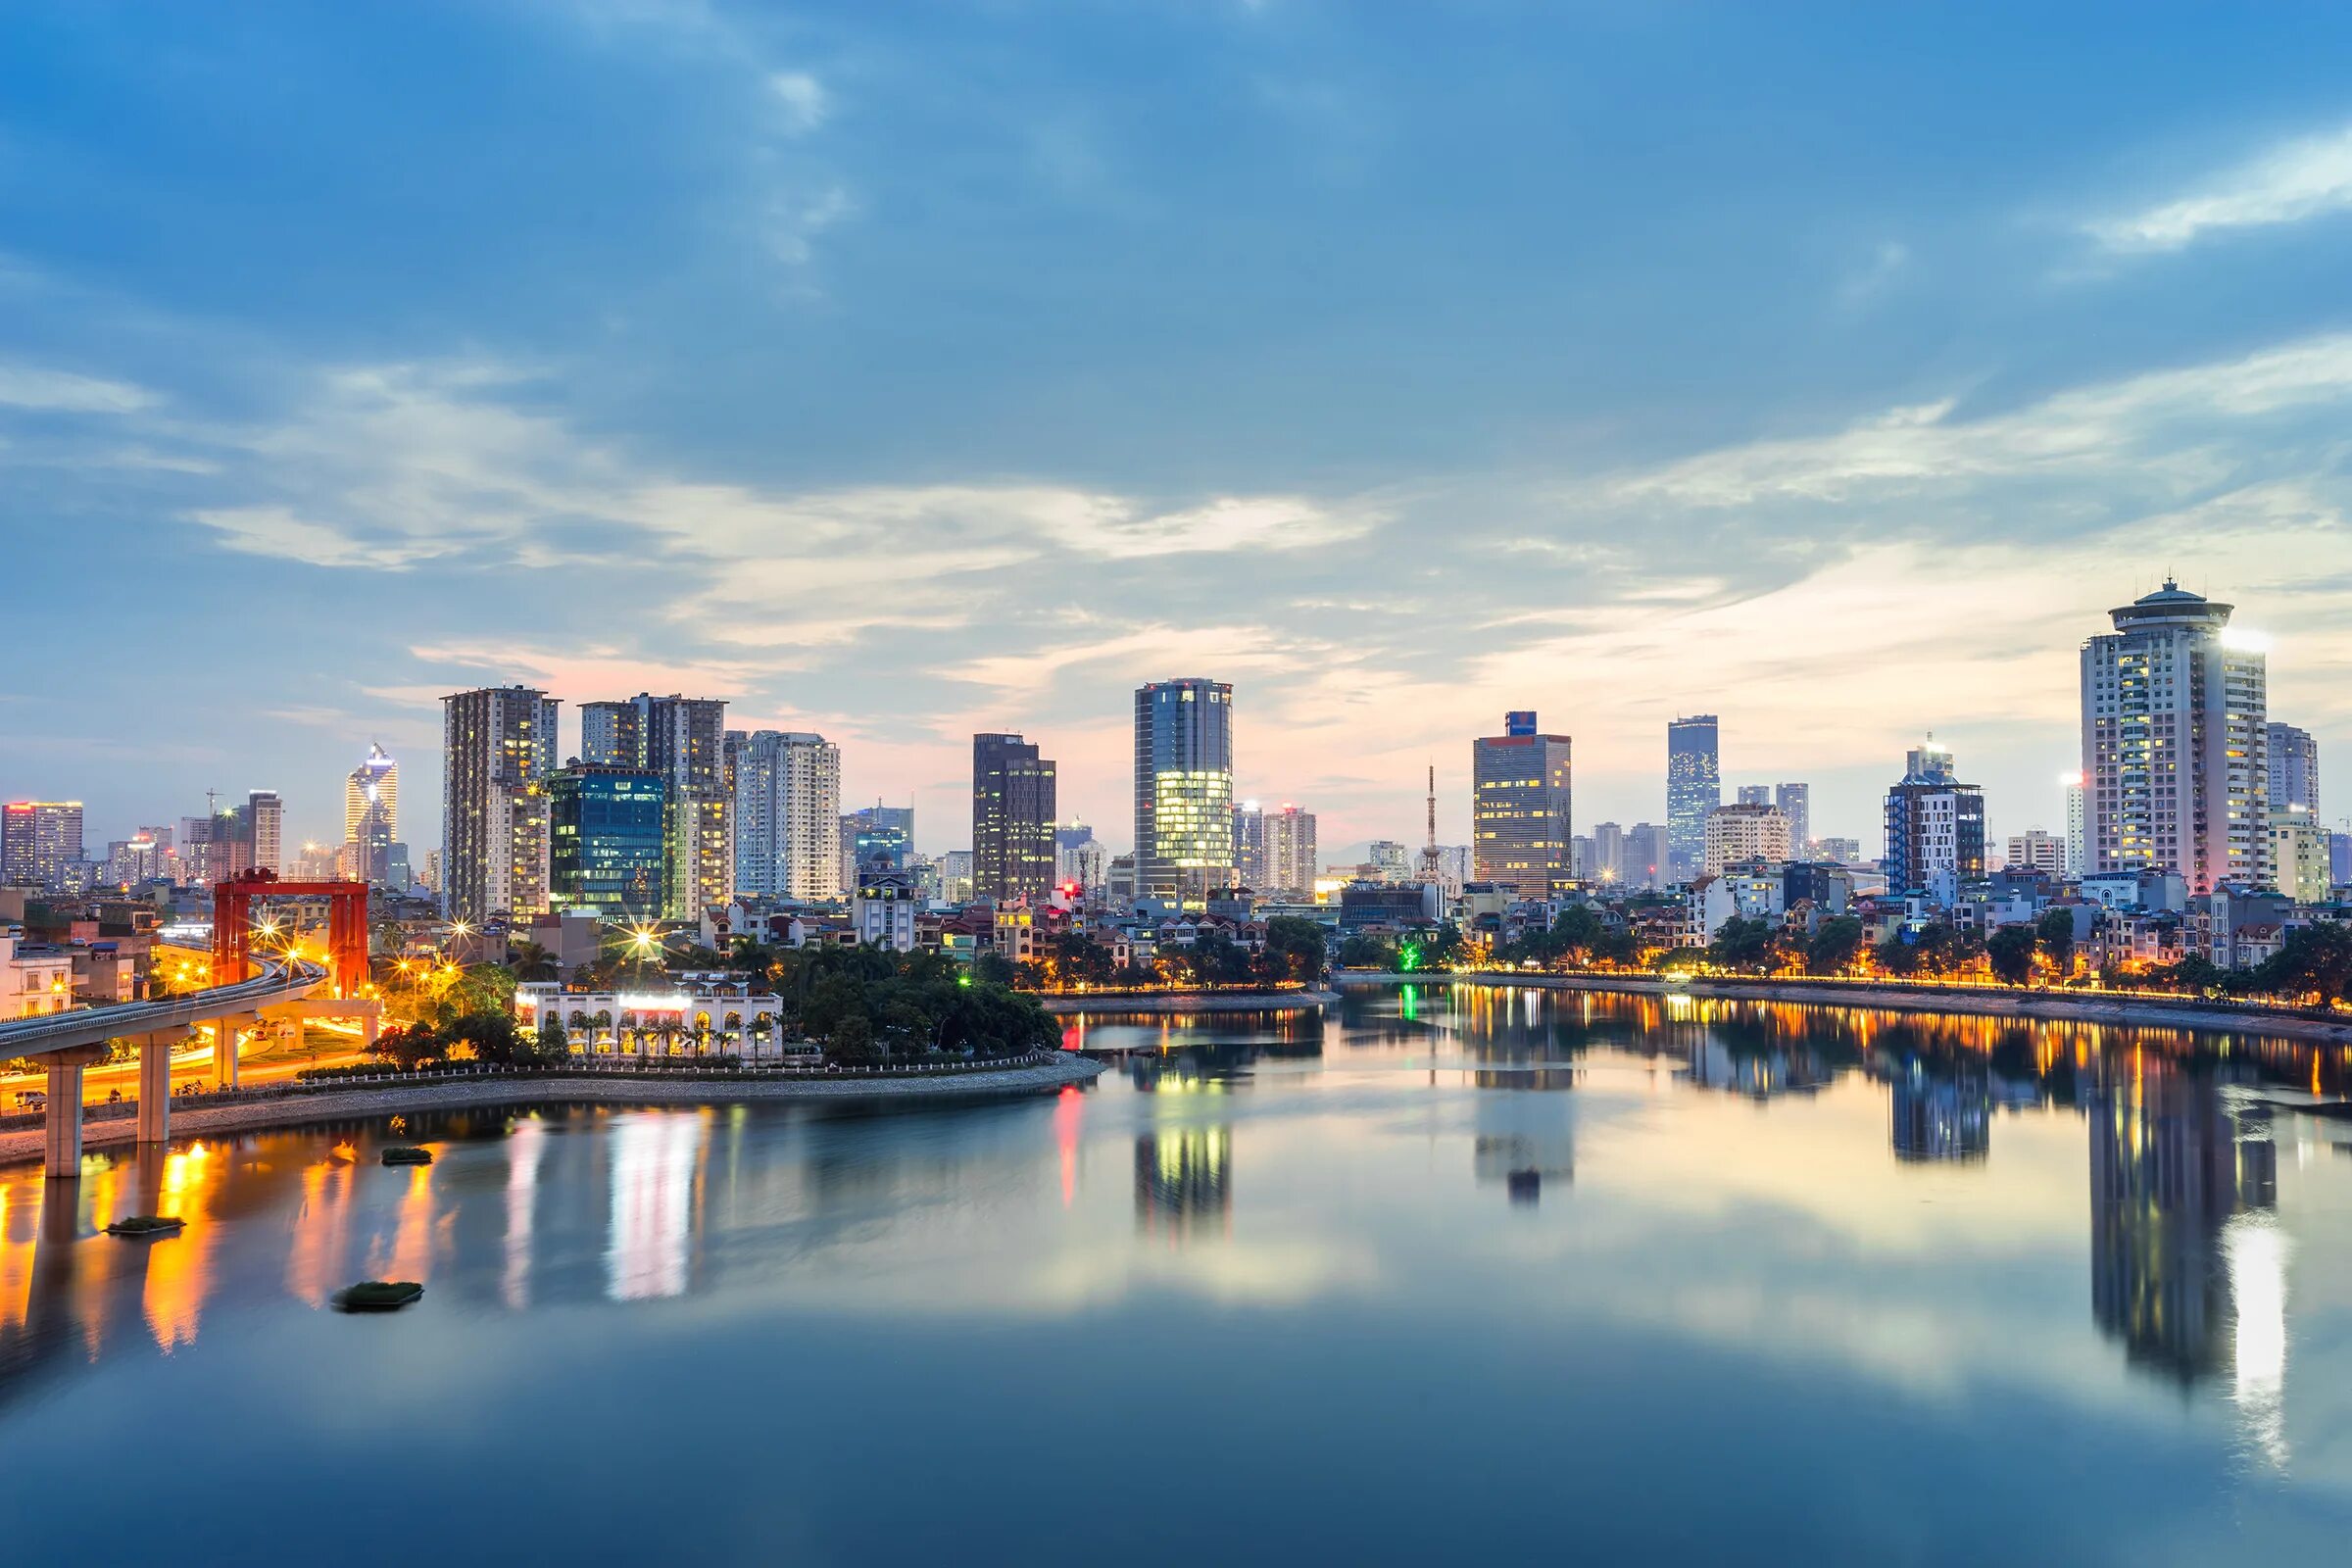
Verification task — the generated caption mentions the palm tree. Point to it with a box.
[510,940,559,982]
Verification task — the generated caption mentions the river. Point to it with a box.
[3,985,2349,1563]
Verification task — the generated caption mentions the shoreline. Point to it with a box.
[1038,988,1339,1015]
[1334,970,2352,1045]
[0,1053,1105,1169]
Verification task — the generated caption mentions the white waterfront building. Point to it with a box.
[513,980,796,1059]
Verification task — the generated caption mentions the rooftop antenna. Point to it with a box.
[1417,761,1441,882]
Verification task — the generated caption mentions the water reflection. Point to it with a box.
[1135,1126,1233,1241]
[1888,1064,1992,1164]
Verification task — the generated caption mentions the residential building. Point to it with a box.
[2270,808,2329,905]
[1702,803,1790,877]
[2266,721,2319,817]
[852,861,920,952]
[1368,840,1411,881]
[1134,678,1236,903]
[2004,829,2067,876]
[547,764,667,921]
[2,802,84,891]
[939,849,975,905]
[2081,580,2268,894]
[1816,835,1863,865]
[2063,771,2088,879]
[441,685,561,924]
[1,927,74,1017]
[1586,820,1625,885]
[1883,746,1985,906]
[1264,804,1317,898]
[973,732,1057,903]
[1473,710,1574,901]
[730,730,842,901]
[1666,715,1721,880]
[1232,802,1267,888]
[1624,822,1670,890]
[1775,783,1811,854]
[242,789,283,877]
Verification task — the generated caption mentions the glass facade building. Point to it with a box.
[972,733,1056,902]
[1472,711,1573,901]
[1133,679,1235,904]
[1666,715,1721,881]
[549,765,668,921]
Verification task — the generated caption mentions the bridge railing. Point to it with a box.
[0,957,326,1060]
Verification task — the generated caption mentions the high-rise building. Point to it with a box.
[1473,710,1574,901]
[1623,822,1670,890]
[1589,821,1626,884]
[939,849,975,905]
[1134,679,1236,903]
[346,743,399,848]
[2005,829,2067,876]
[973,733,1057,903]
[441,685,561,923]
[548,764,668,921]
[1232,802,1267,889]
[1,802,84,890]
[1367,840,1411,881]
[1702,803,1791,875]
[581,694,731,921]
[1263,805,1317,897]
[840,804,915,890]
[2265,721,2319,818]
[730,730,841,900]
[242,789,283,877]
[1774,783,1811,854]
[1816,835,1863,865]
[2270,808,2329,905]
[1666,715,1721,880]
[2063,772,2088,879]
[1883,745,1985,905]
[1735,785,1770,808]
[2081,581,2269,893]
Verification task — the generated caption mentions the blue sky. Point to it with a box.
[9,0,2352,859]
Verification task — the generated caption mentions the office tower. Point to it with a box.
[581,694,730,921]
[548,764,668,920]
[1774,783,1811,854]
[973,733,1057,902]
[2265,722,2319,817]
[842,804,915,887]
[1264,804,1317,897]
[1134,678,1236,903]
[346,743,399,845]
[1702,803,1791,875]
[731,730,841,900]
[1735,785,1770,808]
[2005,830,2067,876]
[1,802,84,890]
[1232,802,1267,888]
[1666,715,1721,880]
[1473,710,1574,900]
[1590,821,1626,884]
[1883,745,1986,904]
[2063,772,2088,879]
[2082,580,2269,893]
[441,685,561,923]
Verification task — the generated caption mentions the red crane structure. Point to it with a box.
[211,868,370,997]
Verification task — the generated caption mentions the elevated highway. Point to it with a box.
[0,957,327,1177]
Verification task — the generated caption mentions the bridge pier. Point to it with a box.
[41,1044,110,1180]
[214,1017,247,1090]
[137,1030,181,1146]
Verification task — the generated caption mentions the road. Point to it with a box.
[0,1019,372,1107]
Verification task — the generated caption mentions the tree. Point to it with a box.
[444,1009,522,1064]
[2251,923,2352,1004]
[2034,908,2078,978]
[373,1023,443,1071]
[533,1018,569,1063]
[1805,916,1865,976]
[1336,934,1395,969]
[972,950,1017,988]
[1986,925,2037,986]
[509,940,558,982]
[1259,917,1328,985]
[1706,916,1777,973]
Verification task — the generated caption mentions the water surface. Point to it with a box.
[5,986,2351,1564]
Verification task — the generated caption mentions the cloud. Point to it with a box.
[767,71,827,134]
[2087,122,2352,253]
[0,362,158,414]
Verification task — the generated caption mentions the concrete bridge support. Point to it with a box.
[213,1015,256,1090]
[41,1044,110,1180]
[137,1029,183,1146]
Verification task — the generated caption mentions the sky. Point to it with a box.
[9,1,2352,863]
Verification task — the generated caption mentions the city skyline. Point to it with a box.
[11,6,2352,859]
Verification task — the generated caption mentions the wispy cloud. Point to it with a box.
[2087,122,2352,253]
[0,361,158,414]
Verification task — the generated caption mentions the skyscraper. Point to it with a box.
[2265,721,2319,817]
[1775,783,1811,854]
[2063,772,2088,879]
[1883,744,1985,904]
[2081,581,2269,893]
[1231,801,1267,889]
[243,789,283,877]
[1,802,83,891]
[730,730,841,900]
[841,804,915,885]
[1473,710,1574,900]
[1735,785,1770,808]
[547,764,667,920]
[1666,715,1721,880]
[441,685,561,923]
[582,694,731,921]
[1134,679,1236,903]
[973,732,1057,903]
[346,743,399,883]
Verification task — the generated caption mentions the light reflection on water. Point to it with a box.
[3,986,2351,1561]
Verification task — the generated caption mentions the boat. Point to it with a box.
[104,1214,186,1238]
[380,1146,434,1165]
